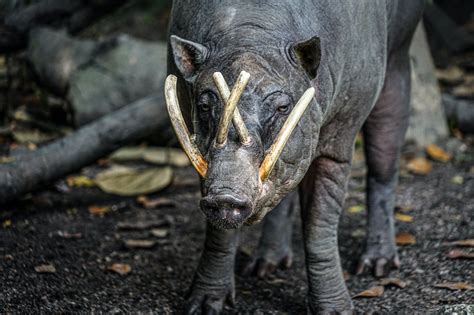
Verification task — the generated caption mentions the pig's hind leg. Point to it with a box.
[242,191,297,278]
[356,48,411,277]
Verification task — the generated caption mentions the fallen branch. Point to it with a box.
[0,94,169,203]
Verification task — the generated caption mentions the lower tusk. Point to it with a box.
[215,71,251,146]
[213,72,251,145]
[165,75,208,178]
[259,87,315,181]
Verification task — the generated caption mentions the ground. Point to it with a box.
[0,142,473,314]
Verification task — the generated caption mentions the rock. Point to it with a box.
[442,94,474,134]
[406,23,449,146]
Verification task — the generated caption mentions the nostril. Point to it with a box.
[201,194,252,218]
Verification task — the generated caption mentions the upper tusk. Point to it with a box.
[165,75,208,178]
[215,71,251,146]
[259,87,315,181]
[213,72,251,145]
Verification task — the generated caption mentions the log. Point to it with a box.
[0,0,129,53]
[0,94,168,204]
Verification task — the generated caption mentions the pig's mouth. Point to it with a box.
[165,70,314,229]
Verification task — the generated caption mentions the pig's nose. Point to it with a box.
[200,194,252,222]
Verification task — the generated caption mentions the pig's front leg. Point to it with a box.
[299,157,353,314]
[243,191,296,278]
[186,223,239,314]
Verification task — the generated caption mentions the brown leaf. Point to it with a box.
[117,220,169,231]
[150,228,169,238]
[435,66,464,84]
[447,249,474,259]
[124,239,156,249]
[88,205,112,216]
[395,213,414,223]
[35,264,56,273]
[443,239,474,247]
[434,282,473,291]
[379,278,407,289]
[426,144,452,162]
[353,286,384,298]
[136,195,176,209]
[406,157,432,175]
[396,232,416,245]
[107,263,131,275]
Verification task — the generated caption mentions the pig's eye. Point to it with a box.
[197,91,216,112]
[264,92,292,116]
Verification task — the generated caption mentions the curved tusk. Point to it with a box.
[213,72,251,145]
[165,75,208,178]
[215,71,251,146]
[259,87,315,181]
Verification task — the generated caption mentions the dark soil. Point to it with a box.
[0,144,473,314]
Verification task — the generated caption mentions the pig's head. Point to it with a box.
[166,35,322,229]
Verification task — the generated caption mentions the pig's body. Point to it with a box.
[167,1,423,313]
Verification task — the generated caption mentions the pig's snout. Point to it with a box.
[200,193,252,229]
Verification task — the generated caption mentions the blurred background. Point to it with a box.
[0,0,473,313]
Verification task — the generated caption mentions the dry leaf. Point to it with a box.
[425,144,452,162]
[2,219,12,228]
[451,175,464,185]
[110,147,190,167]
[151,228,169,238]
[117,220,168,231]
[124,239,156,249]
[434,282,473,291]
[348,205,364,214]
[395,213,414,222]
[136,195,176,209]
[396,232,416,245]
[435,66,464,84]
[66,175,95,188]
[452,83,474,98]
[0,156,15,164]
[35,264,56,273]
[108,263,131,275]
[447,249,474,259]
[88,205,112,216]
[406,157,432,175]
[443,239,474,247]
[95,166,173,196]
[379,278,407,289]
[353,286,384,298]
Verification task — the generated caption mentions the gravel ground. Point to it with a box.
[0,143,473,314]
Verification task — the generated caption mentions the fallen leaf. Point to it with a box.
[443,239,474,247]
[66,175,95,188]
[395,205,414,213]
[88,205,112,216]
[353,286,384,298]
[435,66,464,84]
[0,156,15,163]
[406,157,432,175]
[447,249,474,259]
[395,213,414,222]
[396,232,416,245]
[434,282,473,291]
[55,231,82,239]
[151,228,169,238]
[452,82,474,98]
[12,129,56,144]
[124,239,156,249]
[35,264,56,273]
[110,147,190,167]
[379,278,407,289]
[117,220,169,231]
[95,166,173,196]
[425,144,452,162]
[351,228,366,238]
[2,219,12,228]
[348,205,364,214]
[108,263,131,275]
[136,195,176,209]
[451,175,464,185]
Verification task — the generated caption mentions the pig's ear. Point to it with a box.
[291,36,321,79]
[170,35,209,82]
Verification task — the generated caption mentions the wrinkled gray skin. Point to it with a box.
[167,1,424,313]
